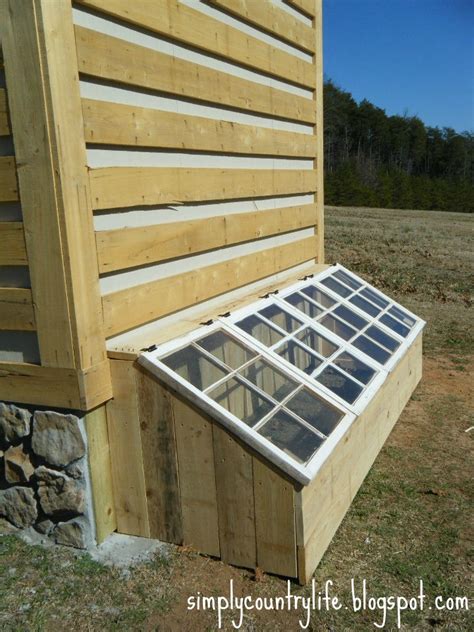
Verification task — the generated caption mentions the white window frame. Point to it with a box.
[220,296,387,415]
[138,265,425,487]
[273,263,425,373]
[140,320,356,486]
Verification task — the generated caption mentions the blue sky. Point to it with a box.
[323,0,474,133]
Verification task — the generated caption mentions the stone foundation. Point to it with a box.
[0,402,94,548]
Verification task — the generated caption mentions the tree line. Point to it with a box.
[323,79,474,212]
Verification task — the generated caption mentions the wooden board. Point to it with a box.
[0,156,18,201]
[76,0,316,89]
[253,458,298,577]
[0,361,80,408]
[297,332,423,583]
[89,167,317,210]
[82,98,317,158]
[213,425,257,568]
[77,359,113,410]
[208,0,315,53]
[0,88,10,136]
[0,222,27,265]
[75,26,316,124]
[0,288,36,331]
[0,0,109,376]
[136,367,183,543]
[102,235,317,336]
[172,394,220,556]
[105,359,150,537]
[314,0,324,262]
[96,204,317,273]
[84,406,117,543]
[286,0,316,18]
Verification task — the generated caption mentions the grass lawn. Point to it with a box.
[1,206,472,631]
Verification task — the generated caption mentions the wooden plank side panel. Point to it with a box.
[84,406,117,543]
[89,168,317,210]
[103,235,317,336]
[0,1,76,367]
[0,288,36,331]
[298,333,423,583]
[209,0,315,53]
[173,394,220,557]
[0,88,10,136]
[76,0,316,88]
[105,359,150,537]
[0,222,28,265]
[82,99,317,158]
[74,27,316,124]
[253,458,298,578]
[314,0,324,262]
[96,204,317,273]
[213,424,257,569]
[33,0,108,371]
[0,156,18,202]
[0,362,80,409]
[136,366,183,543]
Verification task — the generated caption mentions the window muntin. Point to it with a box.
[231,300,381,412]
[276,266,420,370]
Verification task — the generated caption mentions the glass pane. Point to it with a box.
[236,315,283,347]
[333,351,376,385]
[333,269,362,290]
[320,277,353,297]
[197,330,256,370]
[301,285,336,308]
[286,389,343,436]
[319,314,356,341]
[360,287,389,309]
[276,340,322,375]
[349,294,381,317]
[240,359,298,402]
[284,292,323,319]
[259,304,303,333]
[258,410,323,464]
[365,325,400,352]
[162,345,228,390]
[208,377,274,427]
[388,305,416,328]
[352,335,391,364]
[333,305,368,330]
[380,313,410,337]
[316,365,363,404]
[296,327,338,357]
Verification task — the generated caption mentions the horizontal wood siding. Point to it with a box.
[75,27,316,124]
[96,204,317,272]
[76,0,316,88]
[0,288,35,331]
[82,99,317,157]
[75,26,316,123]
[0,222,27,265]
[0,88,10,135]
[90,168,316,210]
[0,156,18,201]
[73,0,321,338]
[208,0,315,53]
[103,235,317,336]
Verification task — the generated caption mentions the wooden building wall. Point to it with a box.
[0,0,324,410]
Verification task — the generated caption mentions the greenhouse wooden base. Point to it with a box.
[105,332,422,584]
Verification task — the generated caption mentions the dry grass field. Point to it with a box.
[1,206,473,632]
